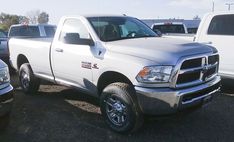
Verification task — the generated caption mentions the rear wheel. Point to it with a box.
[100,82,143,134]
[19,63,40,94]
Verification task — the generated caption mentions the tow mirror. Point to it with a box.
[64,33,94,46]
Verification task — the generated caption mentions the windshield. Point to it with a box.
[153,25,185,34]
[88,17,157,42]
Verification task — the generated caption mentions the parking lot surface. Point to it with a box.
[0,75,234,142]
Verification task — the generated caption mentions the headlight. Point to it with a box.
[136,66,173,83]
[0,67,10,85]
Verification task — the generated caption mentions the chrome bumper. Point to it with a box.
[0,85,14,117]
[135,76,221,115]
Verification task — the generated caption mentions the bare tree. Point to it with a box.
[19,16,29,24]
[26,10,50,24]
[26,10,41,24]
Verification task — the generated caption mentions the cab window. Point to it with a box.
[208,14,234,35]
[59,19,90,44]
[9,26,40,37]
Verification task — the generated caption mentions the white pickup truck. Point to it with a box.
[151,22,188,34]
[195,11,234,78]
[9,15,221,133]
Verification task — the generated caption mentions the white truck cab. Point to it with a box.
[195,11,234,78]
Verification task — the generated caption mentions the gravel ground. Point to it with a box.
[0,74,234,142]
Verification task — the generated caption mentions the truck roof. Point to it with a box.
[10,24,56,27]
[204,11,234,16]
[60,15,133,20]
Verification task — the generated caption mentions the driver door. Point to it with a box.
[51,18,94,92]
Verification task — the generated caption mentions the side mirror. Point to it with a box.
[64,33,94,46]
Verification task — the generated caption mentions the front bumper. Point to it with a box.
[0,85,14,117]
[135,76,221,115]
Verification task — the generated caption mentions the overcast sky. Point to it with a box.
[1,0,234,24]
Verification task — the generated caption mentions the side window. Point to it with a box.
[208,14,234,35]
[59,19,90,44]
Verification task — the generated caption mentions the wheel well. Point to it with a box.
[17,54,29,69]
[97,71,133,95]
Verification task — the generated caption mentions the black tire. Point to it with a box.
[0,113,10,131]
[100,82,143,134]
[19,63,40,94]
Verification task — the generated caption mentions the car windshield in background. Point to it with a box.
[153,25,185,34]
[9,26,40,37]
[88,17,157,42]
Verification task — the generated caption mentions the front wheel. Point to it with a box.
[19,63,40,94]
[100,83,143,134]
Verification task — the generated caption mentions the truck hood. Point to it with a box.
[105,37,215,65]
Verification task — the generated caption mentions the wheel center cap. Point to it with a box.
[113,103,123,112]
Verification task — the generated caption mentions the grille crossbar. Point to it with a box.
[173,54,219,88]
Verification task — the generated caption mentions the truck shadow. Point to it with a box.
[4,74,233,142]
[221,78,234,94]
[6,88,233,142]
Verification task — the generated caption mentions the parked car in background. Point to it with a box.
[0,30,9,64]
[8,24,56,38]
[195,11,234,79]
[151,22,188,34]
[187,27,198,34]
[9,15,220,133]
[0,60,13,130]
[151,22,195,41]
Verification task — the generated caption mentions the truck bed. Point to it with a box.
[9,37,54,79]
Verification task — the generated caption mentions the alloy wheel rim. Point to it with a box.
[21,71,30,89]
[105,95,128,126]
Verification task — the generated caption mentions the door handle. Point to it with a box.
[55,48,63,52]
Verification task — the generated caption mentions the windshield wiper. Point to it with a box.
[104,35,156,42]
[137,35,156,38]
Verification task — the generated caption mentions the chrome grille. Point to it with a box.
[173,54,219,88]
